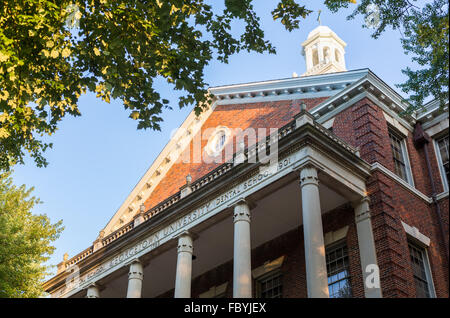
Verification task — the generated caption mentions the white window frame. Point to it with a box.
[407,239,436,298]
[388,128,415,187]
[433,134,449,192]
[325,240,353,298]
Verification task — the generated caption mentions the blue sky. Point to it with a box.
[11,2,417,276]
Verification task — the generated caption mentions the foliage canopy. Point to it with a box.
[0,0,447,171]
[0,171,63,297]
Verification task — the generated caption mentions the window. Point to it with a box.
[255,271,282,298]
[408,242,435,298]
[326,242,352,298]
[206,126,230,157]
[389,129,413,184]
[435,135,449,191]
[312,48,319,66]
[323,47,331,64]
[335,49,341,63]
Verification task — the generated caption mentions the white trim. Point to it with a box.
[210,69,367,96]
[214,89,336,105]
[312,76,368,117]
[433,136,449,192]
[383,112,410,137]
[436,191,449,201]
[324,226,349,246]
[314,89,414,133]
[422,248,437,298]
[322,118,335,130]
[423,112,449,131]
[417,99,448,120]
[371,163,432,204]
[252,256,285,279]
[401,135,415,188]
[388,127,415,187]
[199,282,228,298]
[401,221,431,247]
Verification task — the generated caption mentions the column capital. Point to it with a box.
[233,199,252,224]
[86,283,101,298]
[299,165,319,187]
[353,196,371,223]
[177,231,194,254]
[128,259,144,281]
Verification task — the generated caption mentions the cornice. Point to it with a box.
[209,69,369,103]
[417,99,449,122]
[370,162,432,204]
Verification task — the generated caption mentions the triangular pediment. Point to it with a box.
[99,70,371,240]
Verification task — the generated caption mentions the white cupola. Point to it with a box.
[301,25,347,76]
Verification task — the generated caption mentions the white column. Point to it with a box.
[306,48,313,70]
[233,199,252,298]
[300,166,329,298]
[86,284,100,298]
[317,43,324,64]
[174,232,193,298]
[353,197,382,298]
[126,259,143,298]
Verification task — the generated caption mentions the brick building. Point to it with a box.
[44,25,449,298]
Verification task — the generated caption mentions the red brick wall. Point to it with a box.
[333,97,393,168]
[144,97,328,210]
[332,97,446,196]
[333,97,449,298]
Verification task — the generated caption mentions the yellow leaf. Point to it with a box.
[130,111,139,119]
[0,51,10,62]
[0,112,8,123]
[0,127,10,138]
[62,47,71,57]
[50,49,59,58]
[94,47,101,56]
[46,40,55,48]
[0,90,9,101]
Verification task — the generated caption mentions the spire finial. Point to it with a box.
[317,10,322,25]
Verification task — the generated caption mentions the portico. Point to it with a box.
[44,111,381,299]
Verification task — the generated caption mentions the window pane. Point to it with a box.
[437,135,449,188]
[389,131,409,181]
[408,242,432,298]
[258,272,282,298]
[326,243,352,298]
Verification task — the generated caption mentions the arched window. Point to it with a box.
[323,47,331,64]
[335,49,341,63]
[312,48,319,66]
